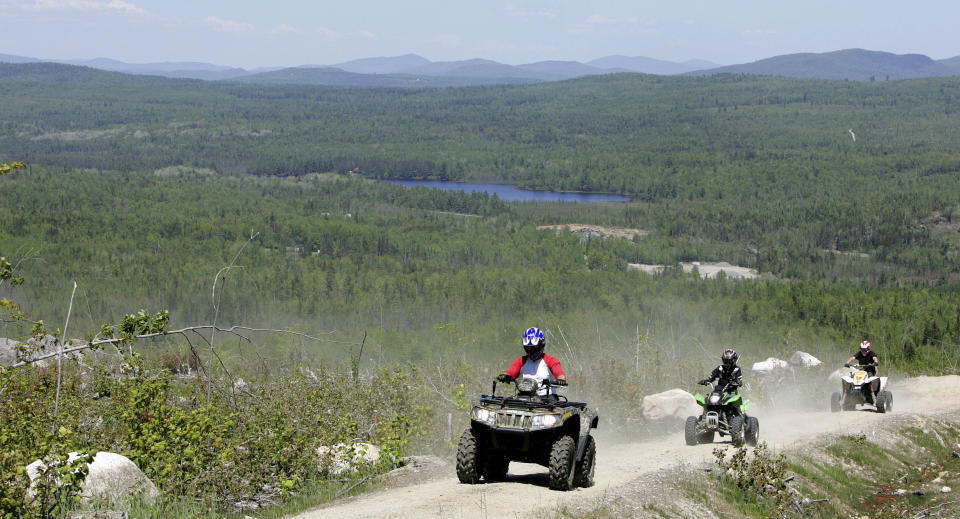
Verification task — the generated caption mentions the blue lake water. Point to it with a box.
[383,180,630,203]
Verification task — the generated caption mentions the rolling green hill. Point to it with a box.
[3,61,960,283]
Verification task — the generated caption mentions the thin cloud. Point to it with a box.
[504,3,557,20]
[272,24,303,35]
[28,0,144,14]
[205,16,254,32]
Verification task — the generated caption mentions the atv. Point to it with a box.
[456,374,599,490]
[685,383,758,447]
[831,363,892,413]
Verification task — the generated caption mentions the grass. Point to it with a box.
[69,472,383,519]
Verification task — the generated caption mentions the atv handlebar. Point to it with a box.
[492,376,566,395]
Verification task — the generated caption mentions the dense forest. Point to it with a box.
[2,63,960,516]
[2,62,960,281]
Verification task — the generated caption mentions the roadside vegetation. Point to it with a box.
[2,65,960,516]
[555,416,960,518]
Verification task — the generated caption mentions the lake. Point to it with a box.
[382,180,630,203]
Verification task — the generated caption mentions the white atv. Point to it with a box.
[831,363,892,413]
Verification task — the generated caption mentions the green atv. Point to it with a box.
[456,374,599,490]
[685,382,758,447]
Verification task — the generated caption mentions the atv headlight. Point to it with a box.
[531,413,562,429]
[709,394,721,405]
[472,407,496,425]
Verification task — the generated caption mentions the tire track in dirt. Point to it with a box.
[292,375,960,519]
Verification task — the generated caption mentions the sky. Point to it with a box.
[1,0,957,69]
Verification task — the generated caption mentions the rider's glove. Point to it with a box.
[698,379,711,386]
[553,378,568,386]
[496,373,513,383]
[844,363,851,368]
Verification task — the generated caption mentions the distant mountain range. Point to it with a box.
[1,49,958,86]
[0,52,718,86]
[690,49,960,81]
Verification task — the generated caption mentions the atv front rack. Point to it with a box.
[479,394,588,410]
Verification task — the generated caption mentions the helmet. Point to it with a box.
[860,340,871,352]
[522,327,545,358]
[721,348,739,366]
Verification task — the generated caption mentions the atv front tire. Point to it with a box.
[745,416,760,446]
[729,415,745,447]
[574,435,596,488]
[830,392,842,412]
[876,390,893,413]
[548,435,576,491]
[456,429,482,484]
[684,416,699,446]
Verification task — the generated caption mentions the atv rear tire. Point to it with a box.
[548,435,576,491]
[481,454,509,482]
[830,392,842,412]
[745,416,760,446]
[684,416,699,446]
[456,429,482,484]
[729,415,745,447]
[876,390,893,413]
[574,435,596,488]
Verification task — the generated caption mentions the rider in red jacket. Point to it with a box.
[497,327,566,395]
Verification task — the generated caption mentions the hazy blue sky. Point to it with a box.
[1,0,956,68]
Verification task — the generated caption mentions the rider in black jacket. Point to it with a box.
[700,349,744,393]
[845,341,879,376]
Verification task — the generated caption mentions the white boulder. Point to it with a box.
[0,337,19,366]
[27,451,159,503]
[788,351,822,367]
[641,389,700,421]
[316,442,381,476]
[751,357,789,374]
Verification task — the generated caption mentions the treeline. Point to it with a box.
[2,63,960,283]
[1,168,959,373]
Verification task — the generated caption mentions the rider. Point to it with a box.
[699,348,743,393]
[845,340,880,376]
[497,327,567,395]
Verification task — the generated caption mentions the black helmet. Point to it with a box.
[721,348,739,366]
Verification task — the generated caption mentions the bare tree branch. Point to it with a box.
[5,324,360,370]
[53,281,78,422]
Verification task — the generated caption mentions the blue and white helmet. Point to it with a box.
[522,327,545,355]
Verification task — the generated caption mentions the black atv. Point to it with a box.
[456,374,599,490]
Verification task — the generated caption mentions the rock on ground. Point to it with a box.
[788,351,822,367]
[27,451,159,503]
[641,388,700,421]
[751,357,789,373]
[317,443,382,476]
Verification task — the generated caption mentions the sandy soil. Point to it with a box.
[629,261,759,279]
[537,224,649,240]
[292,375,960,519]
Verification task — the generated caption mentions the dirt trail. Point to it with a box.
[293,375,960,519]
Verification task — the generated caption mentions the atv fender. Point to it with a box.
[573,410,599,462]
